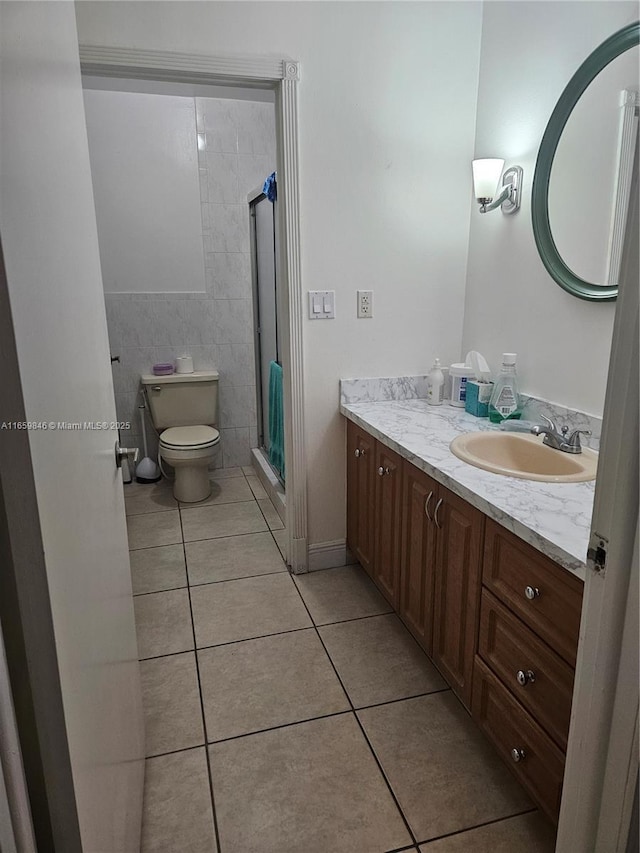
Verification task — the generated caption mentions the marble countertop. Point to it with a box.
[340,399,595,581]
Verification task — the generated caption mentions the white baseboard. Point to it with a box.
[307,540,350,572]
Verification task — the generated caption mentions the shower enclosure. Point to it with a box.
[249,186,284,483]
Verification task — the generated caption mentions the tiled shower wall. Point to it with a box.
[104,96,276,469]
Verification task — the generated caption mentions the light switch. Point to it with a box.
[308,290,335,319]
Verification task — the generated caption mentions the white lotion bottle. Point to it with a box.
[427,358,444,406]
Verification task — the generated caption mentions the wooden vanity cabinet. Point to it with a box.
[346,420,376,576]
[399,464,439,655]
[473,520,583,822]
[345,417,584,823]
[373,442,403,607]
[397,461,483,709]
[346,420,403,604]
[431,487,484,710]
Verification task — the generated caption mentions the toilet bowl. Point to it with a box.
[159,425,220,502]
[140,371,220,503]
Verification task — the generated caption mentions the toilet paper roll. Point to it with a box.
[175,356,194,374]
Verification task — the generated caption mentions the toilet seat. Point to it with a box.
[159,425,220,451]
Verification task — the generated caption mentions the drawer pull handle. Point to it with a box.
[354,448,366,458]
[378,466,390,477]
[516,669,536,687]
[425,491,434,522]
[434,497,444,529]
[524,586,540,600]
[511,747,526,763]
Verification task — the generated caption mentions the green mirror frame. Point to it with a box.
[531,21,640,302]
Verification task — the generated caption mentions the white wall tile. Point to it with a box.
[220,427,251,469]
[219,384,256,429]
[217,343,254,386]
[208,204,249,253]
[237,154,275,199]
[205,152,239,204]
[195,98,237,153]
[213,299,253,344]
[236,101,276,156]
[150,300,186,347]
[180,300,215,346]
[205,252,251,299]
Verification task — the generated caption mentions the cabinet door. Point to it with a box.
[373,442,403,607]
[399,462,438,654]
[432,486,484,710]
[346,420,376,576]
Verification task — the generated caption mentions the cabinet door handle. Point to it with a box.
[354,448,365,458]
[516,669,536,687]
[424,491,434,522]
[434,497,444,528]
[524,586,541,600]
[511,747,526,763]
[378,466,390,477]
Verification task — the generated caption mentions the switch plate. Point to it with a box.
[308,290,335,319]
[357,290,373,318]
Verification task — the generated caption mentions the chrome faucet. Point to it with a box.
[530,415,591,454]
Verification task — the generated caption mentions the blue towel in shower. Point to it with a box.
[263,172,277,202]
[268,360,285,480]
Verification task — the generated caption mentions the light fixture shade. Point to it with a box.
[472,158,505,200]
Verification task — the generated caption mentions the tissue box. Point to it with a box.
[465,380,493,417]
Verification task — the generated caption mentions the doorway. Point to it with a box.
[78,46,306,570]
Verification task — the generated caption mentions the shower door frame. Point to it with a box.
[78,46,307,571]
[248,186,281,477]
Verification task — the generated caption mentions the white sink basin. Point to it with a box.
[449,431,598,482]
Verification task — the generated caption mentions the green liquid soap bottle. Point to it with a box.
[488,352,522,423]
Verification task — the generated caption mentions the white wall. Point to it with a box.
[464,1,638,417]
[84,89,205,293]
[76,1,484,547]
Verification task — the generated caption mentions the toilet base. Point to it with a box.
[173,465,211,503]
[159,441,220,503]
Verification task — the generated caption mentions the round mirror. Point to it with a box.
[531,22,640,301]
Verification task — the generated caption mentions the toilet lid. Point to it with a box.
[159,425,220,449]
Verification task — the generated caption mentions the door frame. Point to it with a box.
[79,45,307,571]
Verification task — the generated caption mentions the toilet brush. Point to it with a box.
[136,400,161,483]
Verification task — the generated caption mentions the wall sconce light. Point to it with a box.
[472,158,523,214]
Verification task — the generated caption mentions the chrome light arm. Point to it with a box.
[478,165,523,215]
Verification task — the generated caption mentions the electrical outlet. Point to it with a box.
[357,290,373,318]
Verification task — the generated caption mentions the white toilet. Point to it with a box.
[141,371,220,503]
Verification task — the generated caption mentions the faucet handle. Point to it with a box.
[567,428,592,450]
[540,413,557,433]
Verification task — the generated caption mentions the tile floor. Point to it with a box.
[125,468,557,853]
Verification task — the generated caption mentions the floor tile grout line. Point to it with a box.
[415,806,540,847]
[204,708,353,746]
[144,741,206,761]
[312,608,396,628]
[133,565,287,598]
[176,503,223,853]
[288,575,419,848]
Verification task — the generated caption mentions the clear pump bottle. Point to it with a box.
[488,353,521,423]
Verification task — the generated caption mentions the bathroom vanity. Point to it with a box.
[342,396,594,823]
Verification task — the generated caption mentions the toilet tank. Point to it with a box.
[141,371,219,429]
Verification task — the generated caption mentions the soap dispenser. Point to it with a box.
[488,353,521,423]
[426,358,444,406]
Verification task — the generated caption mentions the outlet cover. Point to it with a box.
[357,290,373,318]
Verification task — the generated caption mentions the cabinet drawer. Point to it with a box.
[479,589,575,750]
[483,521,583,666]
[472,657,565,823]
